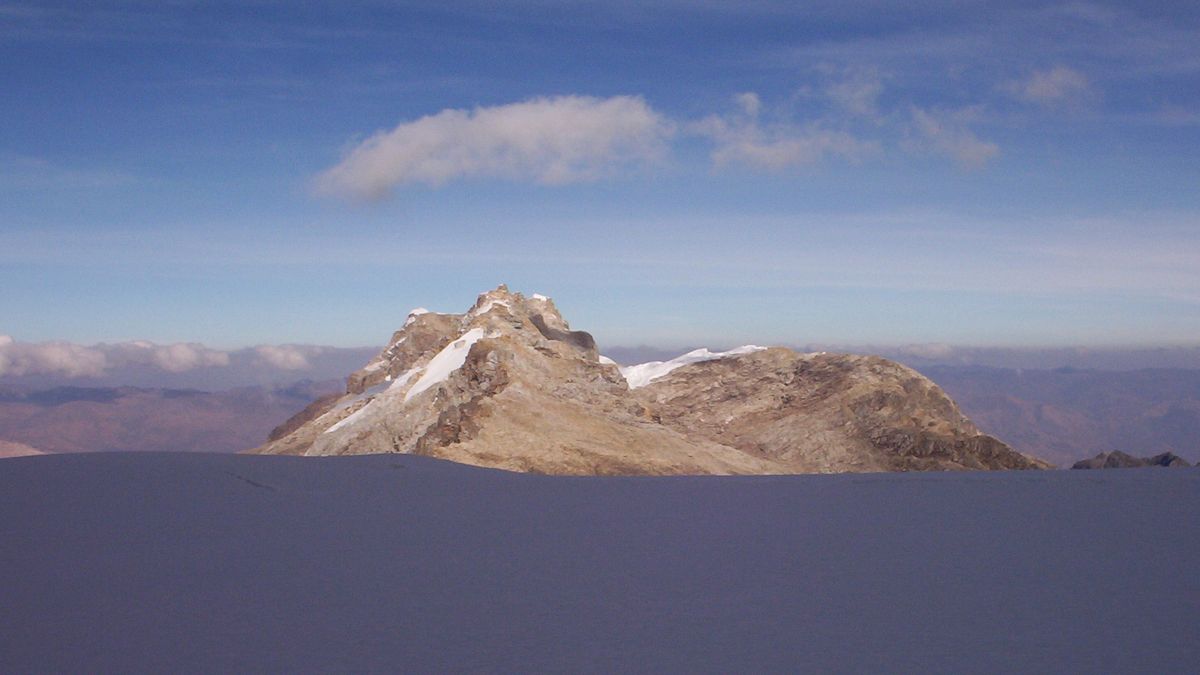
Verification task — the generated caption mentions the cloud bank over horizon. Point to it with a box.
[5,335,1200,388]
[0,336,363,379]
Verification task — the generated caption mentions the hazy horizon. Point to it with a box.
[5,331,1200,393]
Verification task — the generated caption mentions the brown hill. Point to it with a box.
[635,349,1046,473]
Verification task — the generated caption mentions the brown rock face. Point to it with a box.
[254,286,1049,475]
[345,312,462,395]
[632,349,1048,472]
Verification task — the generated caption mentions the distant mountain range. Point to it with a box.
[0,381,339,455]
[922,366,1200,466]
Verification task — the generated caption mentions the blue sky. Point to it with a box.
[2,0,1198,349]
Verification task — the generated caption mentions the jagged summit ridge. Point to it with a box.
[255,286,1048,475]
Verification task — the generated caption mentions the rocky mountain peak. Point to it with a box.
[256,287,1048,475]
[345,286,594,397]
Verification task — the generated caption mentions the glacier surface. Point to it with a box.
[1,452,1196,672]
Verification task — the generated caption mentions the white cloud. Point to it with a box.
[0,338,230,377]
[253,345,317,370]
[906,107,999,168]
[1005,66,1094,107]
[315,95,674,199]
[694,93,878,170]
[0,336,108,377]
[131,343,231,369]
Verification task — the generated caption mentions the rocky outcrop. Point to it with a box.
[254,286,1048,475]
[1072,450,1192,469]
[632,349,1049,473]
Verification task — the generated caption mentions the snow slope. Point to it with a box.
[403,327,487,402]
[619,345,768,388]
[1,453,1197,672]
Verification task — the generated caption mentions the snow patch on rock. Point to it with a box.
[470,299,511,318]
[324,367,422,434]
[620,346,768,389]
[404,328,488,402]
[325,399,374,434]
[387,366,420,392]
[403,308,431,327]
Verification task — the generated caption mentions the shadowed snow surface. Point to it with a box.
[1,453,1197,672]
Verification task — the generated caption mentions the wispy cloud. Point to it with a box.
[0,155,137,191]
[315,95,674,199]
[1004,66,1095,108]
[905,107,998,168]
[772,3,1200,76]
[820,65,883,119]
[691,92,878,170]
